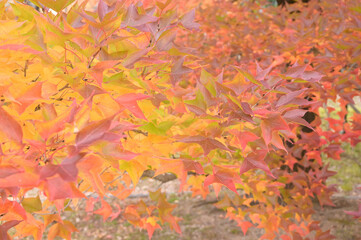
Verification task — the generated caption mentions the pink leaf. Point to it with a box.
[76,117,113,148]
[344,204,361,219]
[116,93,151,120]
[98,0,108,21]
[156,30,176,51]
[0,107,23,143]
[171,57,192,85]
[121,4,158,28]
[276,89,306,108]
[122,47,152,69]
[0,166,22,179]
[180,9,200,30]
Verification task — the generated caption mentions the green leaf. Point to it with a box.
[200,69,217,97]
[184,90,207,110]
[139,121,174,136]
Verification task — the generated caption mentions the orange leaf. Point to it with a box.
[90,61,118,86]
[48,220,77,240]
[94,199,112,221]
[238,221,253,235]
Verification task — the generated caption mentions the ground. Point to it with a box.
[19,143,361,240]
[64,178,361,240]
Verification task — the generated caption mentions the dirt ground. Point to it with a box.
[63,179,361,240]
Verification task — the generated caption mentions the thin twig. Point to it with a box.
[24,60,29,77]
[88,47,102,68]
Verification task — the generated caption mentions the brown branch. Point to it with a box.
[130,129,148,136]
[141,169,178,183]
[58,83,70,92]
[24,60,29,77]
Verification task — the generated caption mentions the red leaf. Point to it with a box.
[0,220,22,240]
[78,84,106,100]
[76,117,113,148]
[204,167,238,194]
[178,135,231,155]
[94,199,113,221]
[46,177,85,201]
[40,153,86,182]
[0,166,22,179]
[302,70,324,82]
[284,65,323,82]
[240,102,254,116]
[283,109,314,130]
[275,89,306,108]
[280,235,292,240]
[285,65,307,78]
[110,203,122,221]
[240,150,275,178]
[0,107,23,143]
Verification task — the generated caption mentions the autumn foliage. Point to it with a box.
[0,0,360,239]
